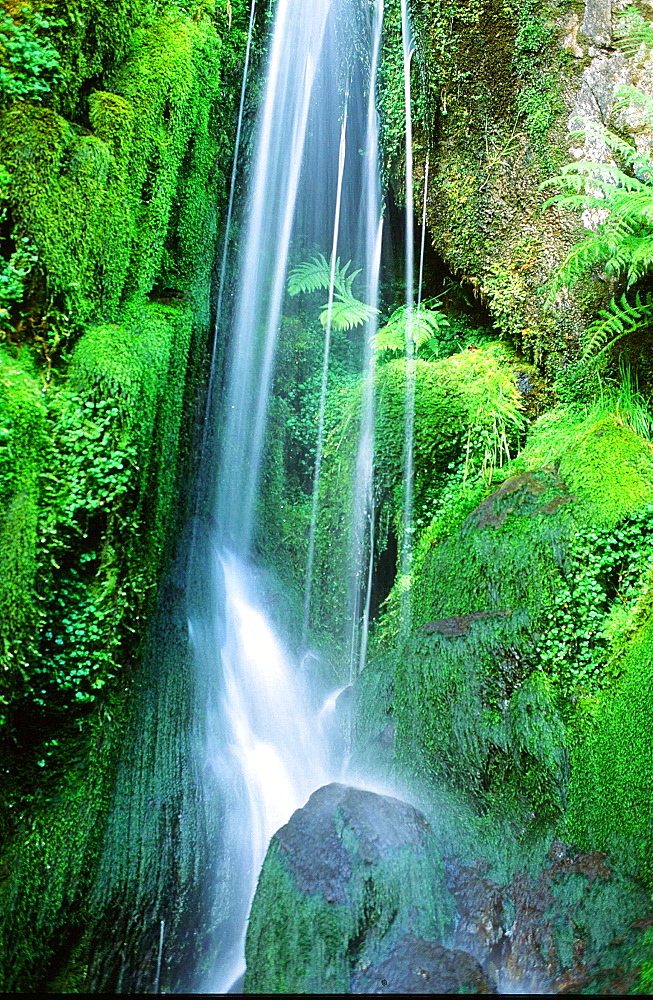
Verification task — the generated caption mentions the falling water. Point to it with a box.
[302,93,349,645]
[186,0,386,991]
[399,0,416,630]
[196,0,256,479]
[347,0,384,683]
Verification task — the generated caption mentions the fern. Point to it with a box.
[582,290,653,359]
[542,93,653,312]
[287,254,377,331]
[614,8,653,59]
[321,297,374,332]
[373,301,450,356]
[287,254,332,296]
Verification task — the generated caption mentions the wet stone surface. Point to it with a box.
[275,783,432,904]
[351,933,496,995]
[444,842,653,994]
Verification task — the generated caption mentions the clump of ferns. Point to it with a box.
[541,11,653,361]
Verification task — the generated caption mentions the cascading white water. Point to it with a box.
[187,0,386,992]
[302,93,350,645]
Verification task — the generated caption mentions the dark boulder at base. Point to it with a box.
[351,933,495,994]
[244,783,457,994]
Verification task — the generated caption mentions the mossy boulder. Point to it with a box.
[245,783,458,994]
[361,407,653,827]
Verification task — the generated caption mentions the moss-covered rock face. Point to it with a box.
[406,1,653,374]
[354,406,653,831]
[343,403,653,991]
[0,0,250,991]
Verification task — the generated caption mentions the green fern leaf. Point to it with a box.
[287,254,332,296]
[583,291,653,359]
[321,294,376,331]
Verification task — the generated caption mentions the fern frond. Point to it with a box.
[287,254,332,296]
[614,9,653,58]
[321,294,376,331]
[583,290,653,359]
[372,304,450,354]
[614,85,653,135]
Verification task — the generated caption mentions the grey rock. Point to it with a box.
[580,0,612,48]
[245,784,455,994]
[351,934,496,995]
[275,783,432,903]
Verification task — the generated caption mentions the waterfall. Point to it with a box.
[302,92,349,645]
[186,0,386,991]
[399,0,416,631]
[348,0,384,683]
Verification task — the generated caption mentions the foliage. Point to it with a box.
[0,5,240,343]
[0,235,39,334]
[582,289,653,361]
[614,6,653,58]
[305,346,524,641]
[511,0,564,166]
[542,68,653,359]
[567,616,653,885]
[0,9,62,105]
[372,299,451,359]
[287,253,377,331]
[0,295,194,730]
[534,509,653,692]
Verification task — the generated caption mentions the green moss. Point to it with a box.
[0,9,226,330]
[567,620,653,885]
[306,347,523,642]
[0,348,47,726]
[513,406,653,527]
[245,822,453,995]
[366,407,653,828]
[0,707,125,992]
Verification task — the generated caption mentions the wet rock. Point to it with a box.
[351,934,495,994]
[443,843,653,993]
[468,470,574,530]
[245,784,455,994]
[421,610,511,638]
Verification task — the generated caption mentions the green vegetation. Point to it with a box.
[288,254,377,331]
[0,0,250,990]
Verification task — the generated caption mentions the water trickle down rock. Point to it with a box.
[244,783,495,994]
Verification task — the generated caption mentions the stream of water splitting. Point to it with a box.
[186,1,386,991]
[399,0,416,632]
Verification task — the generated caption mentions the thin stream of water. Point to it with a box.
[302,92,350,645]
[347,0,384,683]
[400,0,416,631]
[198,0,256,456]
